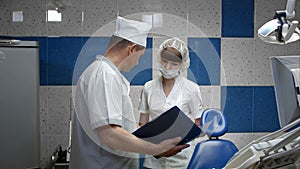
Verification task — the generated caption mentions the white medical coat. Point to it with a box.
[69,55,139,169]
[139,75,203,169]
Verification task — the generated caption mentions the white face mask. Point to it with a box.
[159,64,180,79]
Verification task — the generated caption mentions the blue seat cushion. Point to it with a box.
[187,140,238,169]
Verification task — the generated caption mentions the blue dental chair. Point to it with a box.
[187,109,238,169]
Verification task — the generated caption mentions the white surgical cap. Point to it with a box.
[113,16,152,47]
[158,38,190,71]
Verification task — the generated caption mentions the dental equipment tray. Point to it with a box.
[224,118,300,169]
[132,106,202,145]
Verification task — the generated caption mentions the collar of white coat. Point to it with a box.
[158,74,185,92]
[159,73,184,83]
[96,55,130,88]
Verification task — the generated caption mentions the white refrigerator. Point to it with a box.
[0,40,40,169]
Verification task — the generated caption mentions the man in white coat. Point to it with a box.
[69,16,189,169]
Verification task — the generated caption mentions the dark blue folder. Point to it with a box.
[133,106,202,145]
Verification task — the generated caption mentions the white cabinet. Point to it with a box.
[0,40,40,169]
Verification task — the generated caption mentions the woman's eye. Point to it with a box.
[161,59,167,63]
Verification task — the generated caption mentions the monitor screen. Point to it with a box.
[271,55,300,128]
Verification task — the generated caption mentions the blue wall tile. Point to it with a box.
[188,38,220,85]
[72,37,110,85]
[221,86,253,132]
[221,86,280,132]
[8,36,152,85]
[253,86,280,131]
[3,36,282,133]
[45,37,86,85]
[222,0,254,37]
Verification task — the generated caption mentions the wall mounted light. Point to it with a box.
[47,0,64,22]
[12,11,23,22]
[47,10,62,22]
[258,0,300,44]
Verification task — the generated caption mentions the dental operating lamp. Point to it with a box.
[258,0,300,44]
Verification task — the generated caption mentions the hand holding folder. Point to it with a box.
[155,141,190,158]
[133,106,203,145]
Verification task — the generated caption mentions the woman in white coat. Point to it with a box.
[138,38,204,169]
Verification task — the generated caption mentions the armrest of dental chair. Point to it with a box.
[187,109,238,169]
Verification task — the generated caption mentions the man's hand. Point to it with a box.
[155,144,190,158]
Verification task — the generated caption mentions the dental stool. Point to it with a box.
[187,109,238,169]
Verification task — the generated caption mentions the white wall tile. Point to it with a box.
[46,86,72,135]
[40,86,49,136]
[221,38,255,85]
[117,0,190,38]
[199,86,221,110]
[40,136,50,169]
[0,0,46,36]
[188,0,221,37]
[0,0,12,35]
[222,132,269,150]
[253,39,300,85]
[82,0,117,36]
[40,86,73,168]
[117,0,187,19]
[286,41,300,55]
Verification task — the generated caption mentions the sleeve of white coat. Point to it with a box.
[189,86,204,119]
[86,70,123,129]
[138,88,149,114]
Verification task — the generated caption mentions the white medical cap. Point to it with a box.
[158,38,190,71]
[113,16,152,47]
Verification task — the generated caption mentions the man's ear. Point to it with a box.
[128,44,137,55]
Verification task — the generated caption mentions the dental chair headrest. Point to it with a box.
[200,109,228,137]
